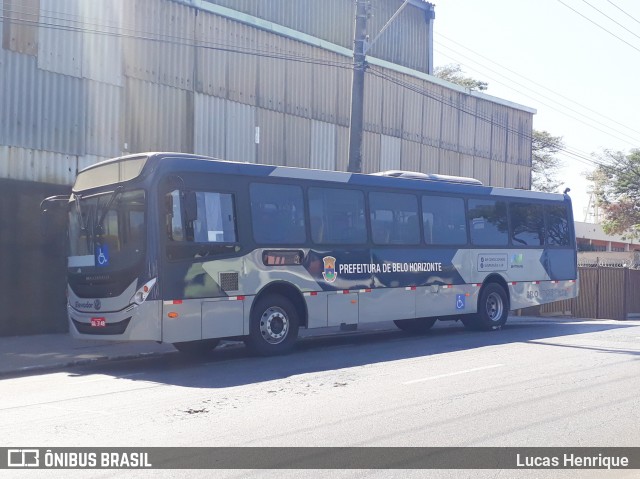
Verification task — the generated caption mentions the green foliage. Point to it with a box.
[531,130,564,193]
[433,64,488,91]
[588,149,640,240]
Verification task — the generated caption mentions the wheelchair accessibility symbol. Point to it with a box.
[95,244,109,267]
[456,294,465,310]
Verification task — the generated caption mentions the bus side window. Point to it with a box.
[166,190,184,241]
[310,216,324,243]
[422,214,433,244]
[422,196,466,245]
[250,183,306,245]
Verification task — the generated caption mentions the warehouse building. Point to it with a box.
[0,0,536,335]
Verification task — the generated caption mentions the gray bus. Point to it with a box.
[45,152,578,355]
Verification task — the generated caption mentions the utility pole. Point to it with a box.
[347,0,411,173]
[347,0,369,173]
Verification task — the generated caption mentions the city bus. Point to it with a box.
[46,152,578,355]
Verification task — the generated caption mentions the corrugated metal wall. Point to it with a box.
[0,0,533,185]
[205,0,431,74]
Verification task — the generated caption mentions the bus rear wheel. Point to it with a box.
[245,294,299,356]
[394,317,437,334]
[173,339,220,355]
[462,283,509,331]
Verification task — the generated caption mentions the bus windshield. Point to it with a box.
[68,189,146,271]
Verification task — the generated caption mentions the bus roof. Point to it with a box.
[76,152,568,202]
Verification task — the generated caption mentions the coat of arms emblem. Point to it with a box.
[322,256,337,283]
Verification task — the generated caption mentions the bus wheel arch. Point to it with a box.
[463,275,510,331]
[245,282,305,356]
[252,281,308,329]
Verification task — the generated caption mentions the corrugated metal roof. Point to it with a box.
[459,154,474,178]
[380,134,401,171]
[336,125,349,172]
[401,76,423,143]
[284,39,313,119]
[225,100,256,162]
[362,131,381,173]
[124,78,192,153]
[363,72,383,134]
[227,22,258,105]
[85,81,123,158]
[257,108,286,165]
[0,48,86,156]
[81,0,124,86]
[38,0,83,78]
[490,159,506,187]
[0,145,77,185]
[473,156,491,185]
[422,145,439,173]
[312,50,338,124]
[381,75,403,138]
[284,115,311,167]
[310,120,336,170]
[194,93,226,158]
[421,83,442,147]
[400,140,421,171]
[3,0,38,55]
[195,13,229,98]
[257,34,286,112]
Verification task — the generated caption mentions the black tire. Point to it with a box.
[244,294,299,356]
[394,317,437,334]
[463,283,509,331]
[173,338,220,355]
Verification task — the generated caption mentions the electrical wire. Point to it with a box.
[579,0,640,42]
[0,2,619,172]
[436,33,640,140]
[557,0,640,54]
[434,44,640,148]
[605,0,640,26]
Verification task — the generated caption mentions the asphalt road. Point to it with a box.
[2,317,639,479]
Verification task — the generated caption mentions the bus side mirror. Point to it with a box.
[183,191,198,222]
[40,195,69,213]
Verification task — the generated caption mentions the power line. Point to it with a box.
[579,0,640,42]
[605,0,640,26]
[1,2,611,171]
[434,43,640,148]
[557,0,640,54]
[0,8,356,71]
[368,66,608,169]
[436,33,640,140]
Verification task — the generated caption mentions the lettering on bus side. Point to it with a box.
[322,255,443,282]
[477,253,507,272]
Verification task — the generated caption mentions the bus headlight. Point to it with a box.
[131,278,157,305]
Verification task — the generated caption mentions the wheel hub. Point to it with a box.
[260,307,289,344]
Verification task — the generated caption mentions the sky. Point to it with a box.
[431,0,640,222]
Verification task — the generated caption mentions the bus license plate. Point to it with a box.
[91,317,106,327]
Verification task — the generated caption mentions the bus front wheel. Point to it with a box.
[394,317,437,333]
[245,294,299,355]
[173,339,220,355]
[462,283,509,331]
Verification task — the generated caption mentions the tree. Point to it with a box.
[531,130,564,193]
[433,64,488,91]
[587,149,640,240]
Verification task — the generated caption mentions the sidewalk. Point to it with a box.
[0,334,176,377]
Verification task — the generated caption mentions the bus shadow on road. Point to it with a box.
[65,317,640,388]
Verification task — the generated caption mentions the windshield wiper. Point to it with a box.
[74,194,88,232]
[95,186,123,234]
